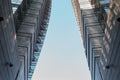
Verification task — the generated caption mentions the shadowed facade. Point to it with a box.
[72,0,120,80]
[0,0,51,80]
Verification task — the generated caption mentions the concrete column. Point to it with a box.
[0,0,20,80]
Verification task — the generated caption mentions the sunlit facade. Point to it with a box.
[0,0,51,80]
[72,0,120,80]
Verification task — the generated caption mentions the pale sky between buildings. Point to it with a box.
[32,0,91,80]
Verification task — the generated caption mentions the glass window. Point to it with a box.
[95,60,103,80]
[12,7,17,14]
[11,0,23,14]
[11,0,23,5]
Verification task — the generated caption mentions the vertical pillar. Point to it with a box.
[0,0,20,80]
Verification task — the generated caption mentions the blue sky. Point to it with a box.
[32,0,91,80]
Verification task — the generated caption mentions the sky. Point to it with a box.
[32,0,91,80]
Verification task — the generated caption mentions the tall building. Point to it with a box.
[72,0,120,80]
[0,0,51,80]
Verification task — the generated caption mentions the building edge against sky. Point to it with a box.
[0,0,51,80]
[72,0,120,80]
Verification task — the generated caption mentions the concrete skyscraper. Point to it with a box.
[72,0,120,80]
[0,0,51,80]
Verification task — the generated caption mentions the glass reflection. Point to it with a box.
[11,0,23,13]
[11,0,23,5]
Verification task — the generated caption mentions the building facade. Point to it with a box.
[0,0,51,80]
[72,0,120,80]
